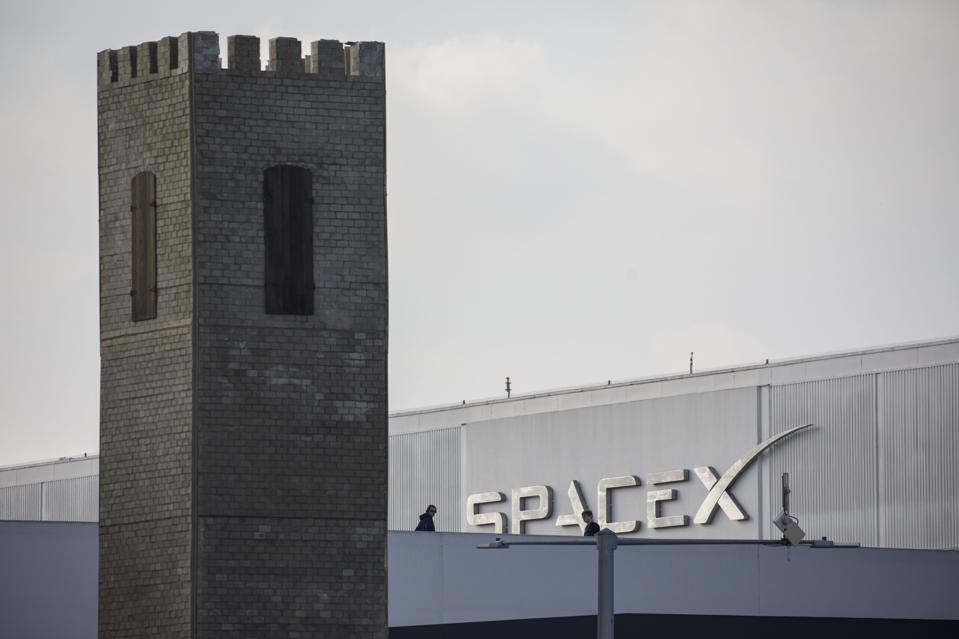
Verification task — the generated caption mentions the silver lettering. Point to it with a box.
[693,466,745,523]
[646,469,688,528]
[510,485,552,534]
[693,423,813,524]
[470,423,814,532]
[467,491,507,533]
[598,475,640,533]
[556,480,589,532]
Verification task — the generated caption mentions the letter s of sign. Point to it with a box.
[511,485,552,534]
[467,492,507,533]
[693,423,814,525]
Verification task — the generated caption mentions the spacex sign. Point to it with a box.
[467,423,813,534]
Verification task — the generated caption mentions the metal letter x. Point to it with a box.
[693,423,814,525]
[693,466,745,523]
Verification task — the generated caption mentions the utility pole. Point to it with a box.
[596,529,617,639]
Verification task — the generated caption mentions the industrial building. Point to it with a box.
[389,336,959,549]
[2,336,959,636]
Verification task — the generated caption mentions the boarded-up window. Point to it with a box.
[263,165,314,315]
[131,171,157,321]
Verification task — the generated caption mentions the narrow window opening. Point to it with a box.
[131,171,157,321]
[263,165,314,315]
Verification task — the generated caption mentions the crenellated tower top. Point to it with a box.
[97,31,384,88]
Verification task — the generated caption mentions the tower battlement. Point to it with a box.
[97,31,384,87]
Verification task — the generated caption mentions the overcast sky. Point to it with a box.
[1,1,957,466]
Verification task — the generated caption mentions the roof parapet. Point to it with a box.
[311,39,345,77]
[268,37,301,73]
[98,32,384,88]
[190,31,220,72]
[227,35,260,73]
[156,36,179,77]
[346,41,385,79]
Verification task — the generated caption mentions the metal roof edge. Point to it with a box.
[389,335,959,420]
[0,454,100,473]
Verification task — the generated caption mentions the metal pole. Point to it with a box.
[782,472,791,515]
[597,529,617,639]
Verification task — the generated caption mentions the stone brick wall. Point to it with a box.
[98,31,387,639]
[97,38,194,638]
[192,35,387,638]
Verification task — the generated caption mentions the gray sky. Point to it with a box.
[1,1,957,466]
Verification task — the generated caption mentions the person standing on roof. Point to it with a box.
[415,505,437,531]
[582,510,600,536]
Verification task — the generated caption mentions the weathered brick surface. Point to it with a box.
[98,56,193,637]
[99,31,387,638]
[192,50,387,638]
[197,518,385,636]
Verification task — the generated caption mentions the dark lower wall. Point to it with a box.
[0,522,98,639]
[390,614,959,639]
[389,531,959,626]
[4,525,958,639]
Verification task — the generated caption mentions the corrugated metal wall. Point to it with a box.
[880,363,959,549]
[0,483,41,520]
[768,375,879,546]
[389,426,462,532]
[42,475,99,522]
[0,476,97,522]
[767,364,959,550]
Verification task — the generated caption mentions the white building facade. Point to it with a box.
[3,338,958,550]
[389,338,959,549]
[0,455,98,522]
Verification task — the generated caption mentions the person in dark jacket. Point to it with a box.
[415,505,437,531]
[582,510,600,536]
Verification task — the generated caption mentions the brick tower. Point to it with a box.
[97,32,387,638]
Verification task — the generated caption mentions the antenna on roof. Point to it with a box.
[782,472,791,515]
[689,352,694,374]
[773,471,806,545]
[505,376,511,399]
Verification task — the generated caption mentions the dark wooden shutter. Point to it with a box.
[264,165,314,315]
[131,171,157,321]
